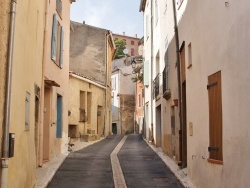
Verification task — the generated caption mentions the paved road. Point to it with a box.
[48,134,183,188]
[119,135,183,188]
[48,135,122,188]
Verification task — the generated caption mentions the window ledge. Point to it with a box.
[207,158,223,165]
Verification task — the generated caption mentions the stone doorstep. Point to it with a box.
[81,134,99,142]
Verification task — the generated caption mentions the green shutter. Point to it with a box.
[143,60,149,86]
[51,14,57,61]
[59,27,64,68]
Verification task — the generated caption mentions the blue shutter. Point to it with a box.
[143,60,149,86]
[56,95,62,138]
[59,28,64,68]
[51,14,58,61]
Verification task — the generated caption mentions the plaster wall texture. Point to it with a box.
[0,0,10,161]
[70,22,107,85]
[68,75,105,137]
[142,0,182,161]
[42,0,71,162]
[177,0,250,187]
[5,0,45,187]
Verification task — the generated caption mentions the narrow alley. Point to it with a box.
[47,135,183,188]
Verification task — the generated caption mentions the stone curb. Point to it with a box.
[144,139,196,188]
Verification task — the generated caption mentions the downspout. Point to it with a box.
[103,32,108,137]
[150,0,154,142]
[1,0,17,187]
[172,0,183,167]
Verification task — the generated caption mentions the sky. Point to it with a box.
[70,0,143,38]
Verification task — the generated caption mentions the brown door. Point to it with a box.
[180,44,187,168]
[208,71,223,161]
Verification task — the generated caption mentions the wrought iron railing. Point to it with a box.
[153,73,160,99]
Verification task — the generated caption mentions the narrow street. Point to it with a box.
[48,135,183,188]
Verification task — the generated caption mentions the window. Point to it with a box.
[146,14,149,39]
[87,92,92,124]
[138,94,142,107]
[131,40,134,45]
[111,77,116,90]
[25,92,30,131]
[131,48,135,56]
[207,71,223,164]
[56,0,62,18]
[143,60,149,86]
[123,39,126,44]
[56,95,62,138]
[187,43,192,68]
[51,14,64,68]
[79,91,87,122]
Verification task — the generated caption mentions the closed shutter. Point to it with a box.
[208,71,223,161]
[51,14,58,61]
[143,60,149,86]
[59,27,64,68]
[56,95,62,138]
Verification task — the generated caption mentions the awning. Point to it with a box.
[44,80,60,87]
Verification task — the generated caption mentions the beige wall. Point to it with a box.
[178,0,250,187]
[5,0,45,187]
[69,75,106,137]
[41,0,71,162]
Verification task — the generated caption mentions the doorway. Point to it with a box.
[112,123,117,134]
[155,105,162,147]
[43,86,51,162]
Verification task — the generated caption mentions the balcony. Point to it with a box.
[153,73,160,99]
[162,66,171,100]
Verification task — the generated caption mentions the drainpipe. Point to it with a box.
[1,0,17,187]
[150,0,154,142]
[172,0,183,167]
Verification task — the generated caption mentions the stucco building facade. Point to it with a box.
[0,0,75,187]
[39,0,74,167]
[140,0,250,187]
[113,33,140,57]
[70,22,116,138]
[111,65,135,135]
[68,73,106,141]
[0,0,46,187]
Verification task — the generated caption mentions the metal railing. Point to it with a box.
[153,73,160,99]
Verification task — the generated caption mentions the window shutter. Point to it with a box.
[143,60,149,86]
[146,15,149,38]
[51,14,58,61]
[59,27,64,68]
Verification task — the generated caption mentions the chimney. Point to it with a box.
[135,34,137,38]
[83,21,85,24]
[123,32,125,35]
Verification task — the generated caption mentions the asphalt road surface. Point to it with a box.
[48,134,183,188]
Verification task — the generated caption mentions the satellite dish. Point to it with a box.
[123,49,129,55]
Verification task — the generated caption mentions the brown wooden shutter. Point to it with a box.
[208,71,223,161]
